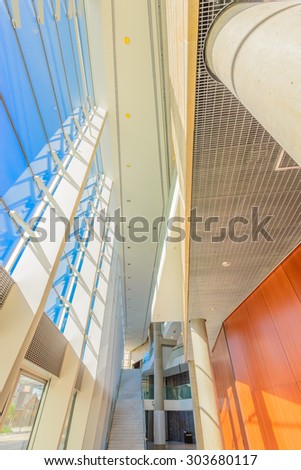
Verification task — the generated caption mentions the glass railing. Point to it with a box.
[142,385,154,400]
[143,343,184,367]
[165,384,191,400]
[142,384,192,400]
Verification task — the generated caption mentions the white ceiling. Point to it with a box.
[86,0,301,355]
[86,0,170,350]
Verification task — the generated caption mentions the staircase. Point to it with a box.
[107,369,145,450]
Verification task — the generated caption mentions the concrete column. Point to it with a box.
[190,319,223,450]
[148,323,154,352]
[205,2,301,166]
[153,322,166,449]
[188,360,204,449]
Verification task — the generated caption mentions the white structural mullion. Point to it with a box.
[64,131,87,165]
[77,0,84,18]
[11,0,21,28]
[9,211,37,239]
[62,176,111,361]
[37,0,45,24]
[85,336,98,360]
[82,188,113,375]
[73,116,93,145]
[67,0,76,19]
[54,0,61,21]
[51,150,75,185]
[73,0,89,106]
[34,175,66,219]
[60,297,85,335]
[89,309,102,329]
[56,248,84,331]
[87,96,97,114]
[11,107,106,315]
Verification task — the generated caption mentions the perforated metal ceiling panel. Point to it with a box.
[189,0,301,347]
[0,266,14,309]
[25,314,68,377]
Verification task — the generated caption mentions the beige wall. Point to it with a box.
[164,0,199,350]
[32,345,79,450]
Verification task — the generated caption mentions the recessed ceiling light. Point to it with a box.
[222,261,231,267]
[210,307,216,311]
[125,113,131,119]
[124,36,131,45]
[171,336,174,339]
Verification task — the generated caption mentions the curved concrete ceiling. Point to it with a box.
[188,0,301,348]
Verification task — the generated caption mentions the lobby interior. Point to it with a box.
[0,0,300,450]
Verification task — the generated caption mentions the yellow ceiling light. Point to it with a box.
[222,261,231,268]
[124,36,131,45]
[125,113,131,119]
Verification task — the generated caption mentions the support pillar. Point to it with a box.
[190,319,223,449]
[205,2,301,166]
[153,322,166,449]
[148,323,154,353]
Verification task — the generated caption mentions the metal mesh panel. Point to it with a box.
[0,266,15,309]
[189,0,301,346]
[25,314,68,377]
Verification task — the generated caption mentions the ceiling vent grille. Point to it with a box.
[189,0,301,346]
[25,313,68,377]
[0,266,15,309]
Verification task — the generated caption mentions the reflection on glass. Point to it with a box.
[0,374,46,450]
[142,383,192,400]
[59,392,77,450]
[165,384,192,400]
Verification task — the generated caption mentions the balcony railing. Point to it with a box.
[142,383,192,400]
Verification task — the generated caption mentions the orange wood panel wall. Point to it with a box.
[212,245,301,449]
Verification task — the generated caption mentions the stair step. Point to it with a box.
[108,370,145,450]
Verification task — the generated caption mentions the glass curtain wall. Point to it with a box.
[44,151,103,330]
[0,0,95,267]
[0,373,46,450]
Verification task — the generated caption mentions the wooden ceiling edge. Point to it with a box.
[184,0,200,360]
